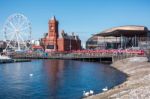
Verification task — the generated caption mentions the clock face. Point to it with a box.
[51,26,54,29]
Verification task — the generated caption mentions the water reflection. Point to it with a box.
[43,60,65,97]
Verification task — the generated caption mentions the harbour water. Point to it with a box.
[0,60,127,99]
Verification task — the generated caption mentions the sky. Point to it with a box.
[0,0,150,46]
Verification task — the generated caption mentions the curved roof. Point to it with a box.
[95,25,149,37]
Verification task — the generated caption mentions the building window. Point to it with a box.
[47,45,54,49]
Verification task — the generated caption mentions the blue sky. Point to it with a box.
[0,0,150,45]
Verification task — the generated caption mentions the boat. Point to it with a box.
[0,55,13,63]
[0,55,11,60]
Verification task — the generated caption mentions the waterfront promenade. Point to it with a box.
[12,49,145,63]
[85,57,150,99]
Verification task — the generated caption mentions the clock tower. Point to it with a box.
[43,16,59,52]
[48,16,59,38]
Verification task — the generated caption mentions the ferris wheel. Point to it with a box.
[3,13,32,52]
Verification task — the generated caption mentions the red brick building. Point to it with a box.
[41,16,81,52]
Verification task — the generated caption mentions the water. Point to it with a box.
[0,60,127,99]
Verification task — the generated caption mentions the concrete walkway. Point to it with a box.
[85,57,150,99]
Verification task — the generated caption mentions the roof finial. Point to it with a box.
[51,16,56,20]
